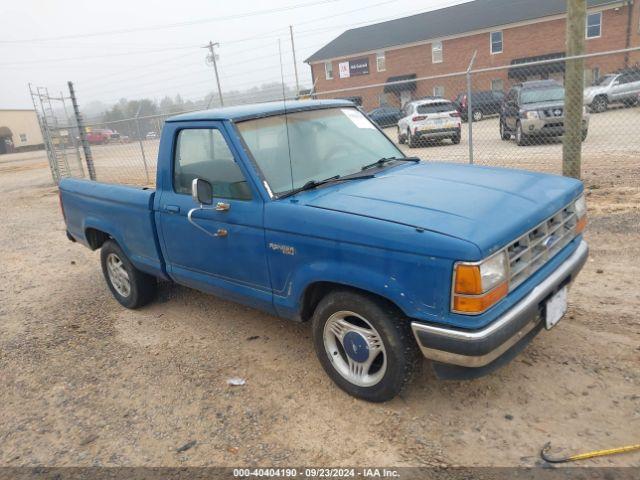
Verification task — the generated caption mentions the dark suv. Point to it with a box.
[499,80,589,146]
[453,90,504,121]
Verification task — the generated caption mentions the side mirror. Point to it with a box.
[191,178,213,205]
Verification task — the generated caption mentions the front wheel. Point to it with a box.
[100,240,156,309]
[472,109,483,122]
[500,120,510,140]
[515,121,527,146]
[312,290,419,402]
[397,127,405,144]
[591,96,607,113]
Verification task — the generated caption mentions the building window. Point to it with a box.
[324,61,333,80]
[376,51,386,72]
[491,79,504,92]
[490,31,503,54]
[19,134,27,143]
[433,85,445,97]
[586,11,601,38]
[431,41,443,64]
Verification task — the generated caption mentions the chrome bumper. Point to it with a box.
[411,240,589,368]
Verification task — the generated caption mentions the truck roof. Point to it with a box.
[166,99,354,123]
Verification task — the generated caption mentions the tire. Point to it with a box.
[591,96,608,113]
[582,130,588,142]
[472,109,483,122]
[407,128,418,148]
[500,120,510,140]
[397,127,405,144]
[311,290,419,403]
[451,131,461,144]
[100,240,156,309]
[515,121,527,146]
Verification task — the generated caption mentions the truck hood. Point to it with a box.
[521,100,564,111]
[305,162,583,259]
[584,85,607,100]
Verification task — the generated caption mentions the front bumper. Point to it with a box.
[521,117,589,136]
[411,240,589,368]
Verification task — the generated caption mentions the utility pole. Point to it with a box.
[289,25,300,96]
[563,0,586,179]
[204,41,224,107]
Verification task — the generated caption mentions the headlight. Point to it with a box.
[574,194,587,234]
[522,110,539,119]
[452,251,508,314]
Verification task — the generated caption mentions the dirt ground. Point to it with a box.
[0,147,638,468]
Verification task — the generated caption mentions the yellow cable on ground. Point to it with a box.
[541,442,640,463]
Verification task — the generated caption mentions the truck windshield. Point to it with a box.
[521,86,565,104]
[236,107,404,197]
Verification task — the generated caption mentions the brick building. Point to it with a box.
[305,0,640,110]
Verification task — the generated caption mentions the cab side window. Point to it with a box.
[174,128,252,200]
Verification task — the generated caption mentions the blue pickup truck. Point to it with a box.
[59,100,588,402]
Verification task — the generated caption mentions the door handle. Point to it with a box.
[215,202,230,212]
[163,205,180,213]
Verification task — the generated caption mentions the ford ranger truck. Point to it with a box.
[59,100,589,402]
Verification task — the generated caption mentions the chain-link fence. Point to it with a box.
[34,47,640,188]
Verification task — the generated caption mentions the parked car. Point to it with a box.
[85,129,113,145]
[397,99,461,147]
[453,90,505,122]
[367,107,402,127]
[59,100,588,402]
[584,70,640,113]
[499,80,589,146]
[146,131,159,140]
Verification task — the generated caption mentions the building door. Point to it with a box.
[400,90,412,106]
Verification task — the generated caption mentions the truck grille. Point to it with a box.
[506,203,578,290]
[543,108,563,118]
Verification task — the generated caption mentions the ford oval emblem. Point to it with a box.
[543,234,558,249]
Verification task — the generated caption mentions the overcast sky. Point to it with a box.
[2,0,470,109]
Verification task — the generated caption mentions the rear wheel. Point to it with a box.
[312,290,419,402]
[397,127,405,144]
[407,128,418,148]
[451,131,461,144]
[100,240,156,309]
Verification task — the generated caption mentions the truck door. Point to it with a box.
[156,122,273,313]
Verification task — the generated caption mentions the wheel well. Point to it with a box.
[299,281,403,322]
[85,228,111,250]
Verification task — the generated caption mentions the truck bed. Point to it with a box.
[59,178,165,278]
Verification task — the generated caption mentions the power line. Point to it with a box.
[0,0,340,44]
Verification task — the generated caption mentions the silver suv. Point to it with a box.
[499,80,589,146]
[584,70,640,113]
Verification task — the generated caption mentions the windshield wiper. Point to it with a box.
[278,173,375,199]
[361,156,420,171]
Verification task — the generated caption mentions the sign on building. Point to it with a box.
[338,58,370,78]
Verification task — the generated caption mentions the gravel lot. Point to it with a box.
[0,118,638,467]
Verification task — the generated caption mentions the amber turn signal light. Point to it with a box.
[453,282,508,314]
[576,216,587,234]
